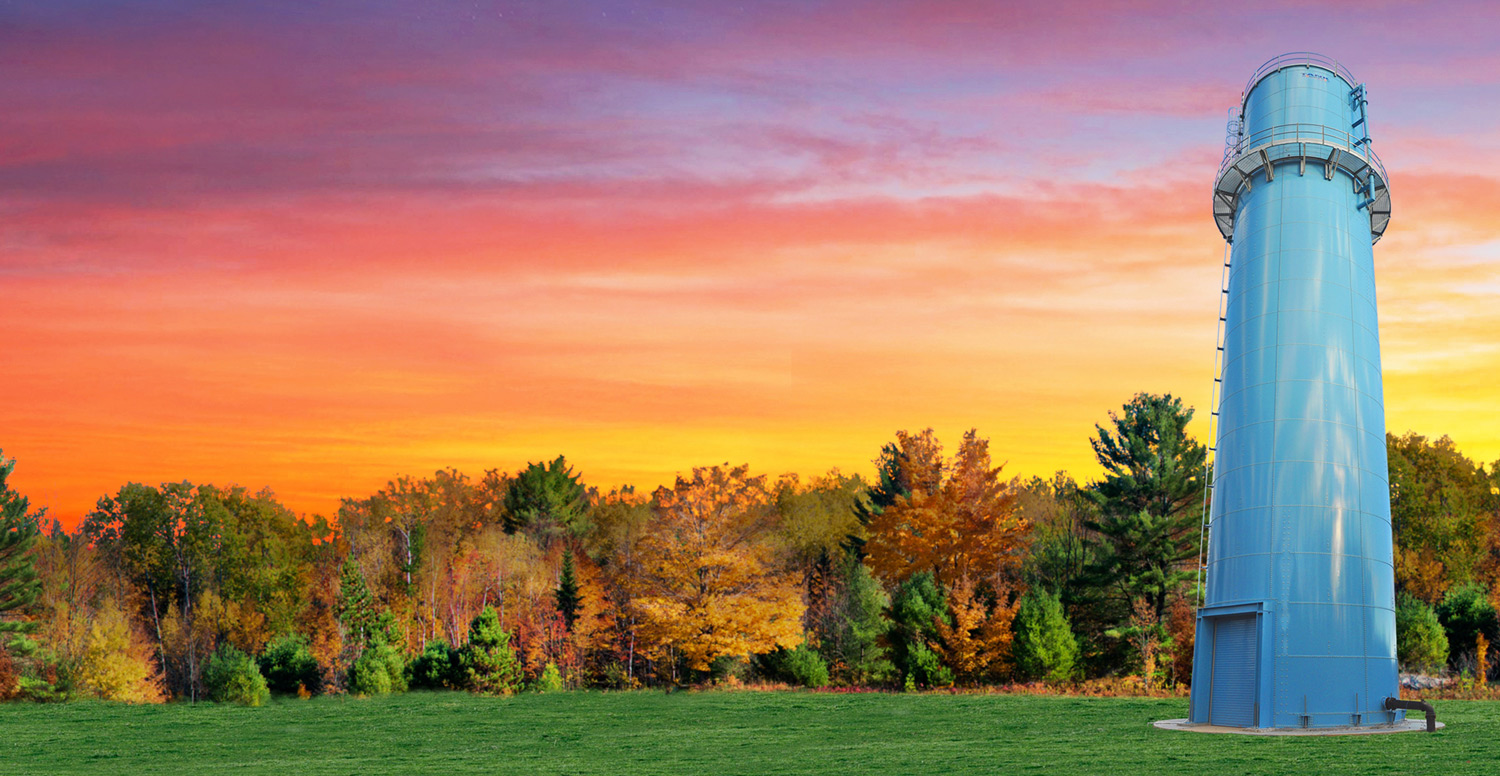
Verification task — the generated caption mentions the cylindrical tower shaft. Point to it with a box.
[1189,53,1395,729]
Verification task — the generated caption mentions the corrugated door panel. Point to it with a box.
[1210,615,1257,727]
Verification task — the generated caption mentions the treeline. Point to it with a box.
[2,392,1499,704]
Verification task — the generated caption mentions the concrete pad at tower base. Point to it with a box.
[1154,718,1441,736]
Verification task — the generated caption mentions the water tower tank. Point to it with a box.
[1188,53,1396,729]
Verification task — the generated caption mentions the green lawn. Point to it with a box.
[1,691,1495,775]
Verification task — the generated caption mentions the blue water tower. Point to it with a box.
[1188,53,1396,729]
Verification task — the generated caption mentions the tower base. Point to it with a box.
[1153,718,1440,736]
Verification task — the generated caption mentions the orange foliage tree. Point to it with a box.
[630,466,804,673]
[933,575,1019,683]
[866,429,1029,591]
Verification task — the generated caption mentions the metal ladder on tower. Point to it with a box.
[1350,83,1379,210]
[1197,108,1241,607]
[1196,238,1232,608]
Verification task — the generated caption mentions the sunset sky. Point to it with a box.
[5,1,1500,528]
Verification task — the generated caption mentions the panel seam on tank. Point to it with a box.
[1217,505,1392,526]
[1210,551,1392,564]
[1219,379,1384,409]
[1224,309,1363,337]
[1209,416,1387,437]
[1224,308,1364,338]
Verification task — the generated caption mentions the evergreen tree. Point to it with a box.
[817,558,892,684]
[555,547,582,630]
[503,456,588,538]
[461,605,523,695]
[335,557,378,645]
[849,442,907,555]
[0,450,44,699]
[1395,594,1448,673]
[1083,393,1206,624]
[886,571,952,689]
[1011,589,1080,683]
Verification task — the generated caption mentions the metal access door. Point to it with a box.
[1209,615,1257,727]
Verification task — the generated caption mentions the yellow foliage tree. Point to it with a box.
[1395,546,1447,604]
[630,466,805,672]
[867,429,1029,591]
[76,601,165,704]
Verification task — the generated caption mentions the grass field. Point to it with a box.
[2,691,1496,775]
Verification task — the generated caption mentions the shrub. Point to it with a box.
[204,645,270,706]
[906,641,953,689]
[762,642,830,688]
[409,639,465,690]
[75,602,165,703]
[1438,583,1499,666]
[350,642,407,696]
[536,662,565,693]
[1012,589,1080,683]
[709,655,749,685]
[348,615,407,697]
[1397,594,1449,672]
[259,634,320,696]
[461,606,523,695]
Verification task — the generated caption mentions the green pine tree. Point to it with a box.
[503,456,589,538]
[848,443,908,556]
[1083,393,1206,624]
[1012,589,1081,683]
[336,557,379,645]
[819,557,892,684]
[555,547,582,630]
[886,571,952,689]
[461,605,523,695]
[0,449,44,699]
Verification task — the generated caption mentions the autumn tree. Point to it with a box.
[1107,597,1168,690]
[630,466,804,675]
[30,526,109,696]
[865,429,1028,591]
[583,488,654,682]
[1388,433,1499,601]
[1018,474,1097,612]
[933,575,1018,684]
[82,481,226,699]
[74,599,165,703]
[1083,394,1206,626]
[205,485,318,652]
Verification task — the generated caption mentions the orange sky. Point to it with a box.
[4,2,1500,527]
